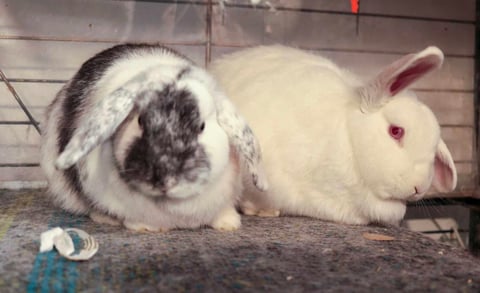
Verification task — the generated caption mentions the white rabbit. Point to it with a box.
[209,45,457,225]
[40,43,267,232]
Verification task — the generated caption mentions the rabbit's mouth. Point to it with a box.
[127,181,168,198]
[406,192,425,202]
[384,185,427,203]
[402,187,427,202]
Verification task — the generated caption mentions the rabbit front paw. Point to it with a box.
[211,207,241,231]
[123,220,168,232]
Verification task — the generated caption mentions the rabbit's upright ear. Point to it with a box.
[360,46,444,112]
[216,97,269,192]
[432,139,457,193]
[55,72,158,170]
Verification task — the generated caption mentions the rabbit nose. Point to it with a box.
[164,177,178,189]
[408,186,426,201]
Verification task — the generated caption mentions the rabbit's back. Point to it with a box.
[210,45,358,165]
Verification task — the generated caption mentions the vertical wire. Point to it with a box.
[473,1,480,200]
[205,0,213,65]
[355,0,360,36]
[468,0,480,253]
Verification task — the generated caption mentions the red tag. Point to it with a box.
[351,0,359,13]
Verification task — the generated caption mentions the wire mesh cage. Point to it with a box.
[0,0,476,200]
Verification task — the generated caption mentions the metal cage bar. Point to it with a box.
[468,0,480,255]
[0,69,41,134]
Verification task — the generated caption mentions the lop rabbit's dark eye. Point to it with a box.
[138,116,144,128]
[200,122,205,132]
[389,125,404,141]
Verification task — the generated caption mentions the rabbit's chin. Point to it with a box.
[365,197,408,225]
[371,184,430,222]
[124,181,170,198]
[382,194,419,204]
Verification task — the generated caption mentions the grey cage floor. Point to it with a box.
[1,189,480,292]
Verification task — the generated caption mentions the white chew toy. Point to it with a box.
[39,227,98,261]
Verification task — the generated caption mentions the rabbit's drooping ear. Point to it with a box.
[216,98,269,192]
[360,46,444,112]
[432,139,457,193]
[55,74,156,170]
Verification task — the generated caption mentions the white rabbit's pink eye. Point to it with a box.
[389,125,404,140]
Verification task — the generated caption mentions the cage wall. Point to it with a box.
[0,0,476,197]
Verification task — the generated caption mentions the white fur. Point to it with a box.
[40,46,254,231]
[209,45,457,225]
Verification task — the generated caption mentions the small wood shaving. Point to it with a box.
[362,232,395,241]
